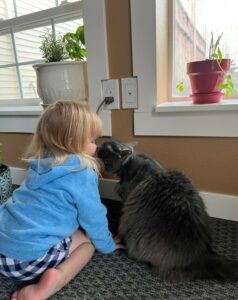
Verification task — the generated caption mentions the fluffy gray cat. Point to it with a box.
[97,140,238,281]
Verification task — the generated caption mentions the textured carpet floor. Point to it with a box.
[0,199,238,299]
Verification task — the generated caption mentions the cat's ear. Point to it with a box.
[121,141,137,157]
[126,141,138,150]
[121,149,132,157]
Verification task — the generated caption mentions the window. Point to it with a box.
[172,0,238,99]
[153,0,238,103]
[130,0,238,137]
[0,0,113,136]
[0,0,82,103]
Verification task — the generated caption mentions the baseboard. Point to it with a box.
[201,192,238,222]
[10,167,238,222]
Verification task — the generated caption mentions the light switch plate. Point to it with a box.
[121,77,138,109]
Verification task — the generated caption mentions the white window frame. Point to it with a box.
[130,0,238,137]
[0,1,83,103]
[0,0,113,136]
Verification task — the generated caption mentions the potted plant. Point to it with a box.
[33,25,88,107]
[0,143,12,204]
[177,33,237,104]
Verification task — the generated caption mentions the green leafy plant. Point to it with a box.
[176,32,237,96]
[40,30,67,62]
[209,32,223,61]
[176,81,185,93]
[219,74,237,96]
[63,25,86,61]
[209,33,237,96]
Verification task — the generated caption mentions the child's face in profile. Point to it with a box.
[83,137,97,156]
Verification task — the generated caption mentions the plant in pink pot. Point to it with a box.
[177,33,237,104]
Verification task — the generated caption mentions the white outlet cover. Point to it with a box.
[121,77,138,109]
[101,79,120,109]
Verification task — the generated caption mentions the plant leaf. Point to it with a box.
[176,82,184,92]
[217,47,223,63]
[63,26,86,61]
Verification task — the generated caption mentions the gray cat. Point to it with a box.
[97,140,238,281]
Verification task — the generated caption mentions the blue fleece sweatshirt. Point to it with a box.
[0,155,116,261]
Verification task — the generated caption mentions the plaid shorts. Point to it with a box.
[0,237,72,281]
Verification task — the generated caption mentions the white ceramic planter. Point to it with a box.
[33,61,88,105]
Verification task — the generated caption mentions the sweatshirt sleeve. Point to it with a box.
[74,169,116,254]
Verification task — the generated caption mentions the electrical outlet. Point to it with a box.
[101,79,120,109]
[121,77,138,109]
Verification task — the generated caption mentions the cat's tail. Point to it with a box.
[194,253,238,281]
[154,253,238,281]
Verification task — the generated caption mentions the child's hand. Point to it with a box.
[113,235,125,250]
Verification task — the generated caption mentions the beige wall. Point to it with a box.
[0,134,31,169]
[1,0,238,196]
[102,0,238,197]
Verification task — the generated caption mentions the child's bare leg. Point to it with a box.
[11,229,94,300]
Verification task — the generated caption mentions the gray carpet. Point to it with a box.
[0,199,238,299]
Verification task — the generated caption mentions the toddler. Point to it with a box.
[0,101,122,300]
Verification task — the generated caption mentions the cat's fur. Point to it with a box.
[97,140,238,281]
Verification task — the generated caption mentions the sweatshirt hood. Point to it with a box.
[26,155,83,189]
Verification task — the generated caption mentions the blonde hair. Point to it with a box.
[24,101,102,174]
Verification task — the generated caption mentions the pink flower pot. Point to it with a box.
[187,59,230,104]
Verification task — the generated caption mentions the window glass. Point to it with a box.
[19,65,38,98]
[0,66,20,100]
[0,33,15,65]
[16,0,56,17]
[0,1,83,103]
[15,26,52,63]
[0,0,56,19]
[173,0,238,98]
[55,18,83,36]
[0,0,79,20]
[0,0,14,19]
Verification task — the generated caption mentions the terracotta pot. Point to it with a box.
[187,59,230,104]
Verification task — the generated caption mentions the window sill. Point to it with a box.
[0,105,42,133]
[0,105,43,116]
[0,104,112,135]
[0,0,113,136]
[130,1,238,138]
[155,99,238,113]
[134,99,238,137]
